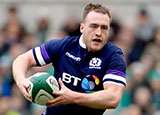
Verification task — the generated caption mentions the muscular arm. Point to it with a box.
[12,50,37,101]
[47,79,125,109]
[73,83,124,109]
[12,50,36,82]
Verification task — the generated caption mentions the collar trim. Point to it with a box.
[79,35,86,49]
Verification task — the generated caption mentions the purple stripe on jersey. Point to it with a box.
[40,44,51,63]
[106,70,126,78]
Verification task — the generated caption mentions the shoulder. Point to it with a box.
[41,36,80,59]
[45,36,79,50]
[103,42,123,56]
[46,36,79,45]
[106,42,121,51]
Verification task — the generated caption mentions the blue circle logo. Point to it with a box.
[81,75,100,93]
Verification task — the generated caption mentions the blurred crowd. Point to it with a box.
[0,6,160,115]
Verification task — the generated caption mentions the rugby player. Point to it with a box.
[12,3,126,115]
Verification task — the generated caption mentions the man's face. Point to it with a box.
[80,11,110,52]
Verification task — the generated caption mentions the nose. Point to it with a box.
[95,27,102,37]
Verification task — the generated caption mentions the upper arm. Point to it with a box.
[20,49,37,67]
[12,49,37,81]
[32,37,70,66]
[103,46,127,87]
[102,45,126,102]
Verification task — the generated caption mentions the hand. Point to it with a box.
[46,78,75,107]
[16,77,32,102]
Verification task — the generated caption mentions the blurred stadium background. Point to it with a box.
[0,0,160,115]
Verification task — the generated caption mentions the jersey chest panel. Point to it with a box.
[54,46,107,93]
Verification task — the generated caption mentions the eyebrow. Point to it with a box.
[90,23,109,28]
[90,23,108,26]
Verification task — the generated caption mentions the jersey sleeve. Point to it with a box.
[103,48,127,86]
[32,44,51,66]
[32,36,70,66]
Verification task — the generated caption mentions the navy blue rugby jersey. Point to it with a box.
[33,35,126,115]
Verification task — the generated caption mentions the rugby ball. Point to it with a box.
[28,72,59,105]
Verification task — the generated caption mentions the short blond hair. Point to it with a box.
[83,3,112,22]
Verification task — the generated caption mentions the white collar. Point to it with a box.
[79,35,86,49]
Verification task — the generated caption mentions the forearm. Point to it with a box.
[73,85,124,109]
[12,50,36,83]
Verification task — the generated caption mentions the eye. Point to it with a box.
[90,24,98,29]
[101,25,108,30]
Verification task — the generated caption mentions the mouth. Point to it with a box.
[92,38,102,43]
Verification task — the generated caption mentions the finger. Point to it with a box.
[46,100,56,106]
[46,97,59,106]
[46,102,61,107]
[46,102,57,107]
[52,90,62,96]
[22,87,32,101]
[25,95,32,102]
[23,80,30,89]
[46,97,62,107]
[22,83,30,97]
[46,103,54,107]
[17,80,33,103]
[20,82,32,101]
[59,78,64,88]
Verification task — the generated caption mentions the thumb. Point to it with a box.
[52,78,64,96]
[59,78,64,88]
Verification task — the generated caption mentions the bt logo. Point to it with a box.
[62,72,81,86]
[81,75,100,93]
[62,72,100,93]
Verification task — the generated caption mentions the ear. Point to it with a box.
[80,23,84,33]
